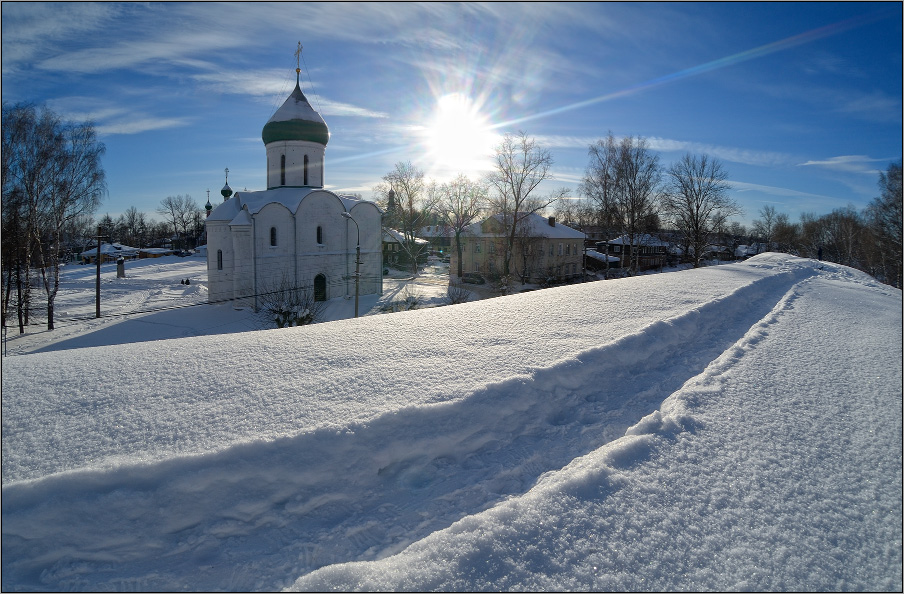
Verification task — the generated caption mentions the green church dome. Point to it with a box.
[262,82,330,146]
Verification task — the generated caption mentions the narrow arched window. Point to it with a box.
[303,155,309,186]
[270,227,277,247]
[316,225,323,245]
[217,250,223,270]
[280,154,286,186]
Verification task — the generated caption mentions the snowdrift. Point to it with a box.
[2,254,901,591]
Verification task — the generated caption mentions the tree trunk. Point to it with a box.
[15,262,24,334]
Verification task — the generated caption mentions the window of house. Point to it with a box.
[304,155,309,186]
[280,155,286,186]
[475,243,481,253]
[565,244,570,256]
[270,227,277,247]
[317,225,323,245]
[614,245,621,253]
[558,243,563,256]
[549,244,554,257]
[217,250,223,270]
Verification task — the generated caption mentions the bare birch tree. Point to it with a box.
[37,120,106,329]
[579,132,621,277]
[2,103,105,331]
[612,135,662,275]
[437,174,486,278]
[486,131,556,280]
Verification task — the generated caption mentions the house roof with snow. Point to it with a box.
[418,225,454,238]
[464,213,585,240]
[86,242,140,255]
[585,249,620,263]
[604,233,669,247]
[383,229,429,245]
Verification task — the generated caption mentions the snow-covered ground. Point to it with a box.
[2,255,456,356]
[2,254,901,591]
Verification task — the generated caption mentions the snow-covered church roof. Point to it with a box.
[261,80,330,146]
[207,187,376,222]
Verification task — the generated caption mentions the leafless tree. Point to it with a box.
[36,120,106,329]
[444,279,471,305]
[118,206,149,247]
[662,153,741,268]
[485,131,557,280]
[772,212,799,255]
[579,132,621,277]
[258,274,325,328]
[866,160,902,288]
[157,194,200,249]
[751,205,779,252]
[612,135,663,275]
[437,174,487,278]
[2,103,105,331]
[374,162,438,276]
[553,196,595,232]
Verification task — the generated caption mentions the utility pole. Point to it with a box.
[95,225,107,318]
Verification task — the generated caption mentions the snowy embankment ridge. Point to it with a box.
[2,254,901,591]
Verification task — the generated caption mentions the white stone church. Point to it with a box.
[206,64,382,310]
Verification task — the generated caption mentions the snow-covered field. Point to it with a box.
[2,254,901,591]
[2,254,455,356]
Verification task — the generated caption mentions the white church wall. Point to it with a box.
[230,226,254,308]
[254,203,296,297]
[266,140,325,188]
[206,220,233,303]
[296,191,348,253]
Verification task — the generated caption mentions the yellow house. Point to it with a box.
[451,213,585,283]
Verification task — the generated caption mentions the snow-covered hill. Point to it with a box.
[2,254,901,591]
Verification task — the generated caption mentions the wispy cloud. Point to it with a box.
[315,98,389,119]
[192,70,388,119]
[834,90,902,123]
[533,134,796,169]
[46,98,190,136]
[647,138,796,168]
[728,180,832,199]
[96,117,191,136]
[797,155,885,174]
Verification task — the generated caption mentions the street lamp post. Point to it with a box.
[341,212,360,318]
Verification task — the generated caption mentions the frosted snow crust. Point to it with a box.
[2,255,901,591]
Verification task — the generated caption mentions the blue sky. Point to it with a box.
[2,2,900,227]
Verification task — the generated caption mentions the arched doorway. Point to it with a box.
[314,273,327,301]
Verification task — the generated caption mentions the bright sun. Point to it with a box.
[423,93,498,176]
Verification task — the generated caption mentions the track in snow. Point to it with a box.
[0,268,817,591]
